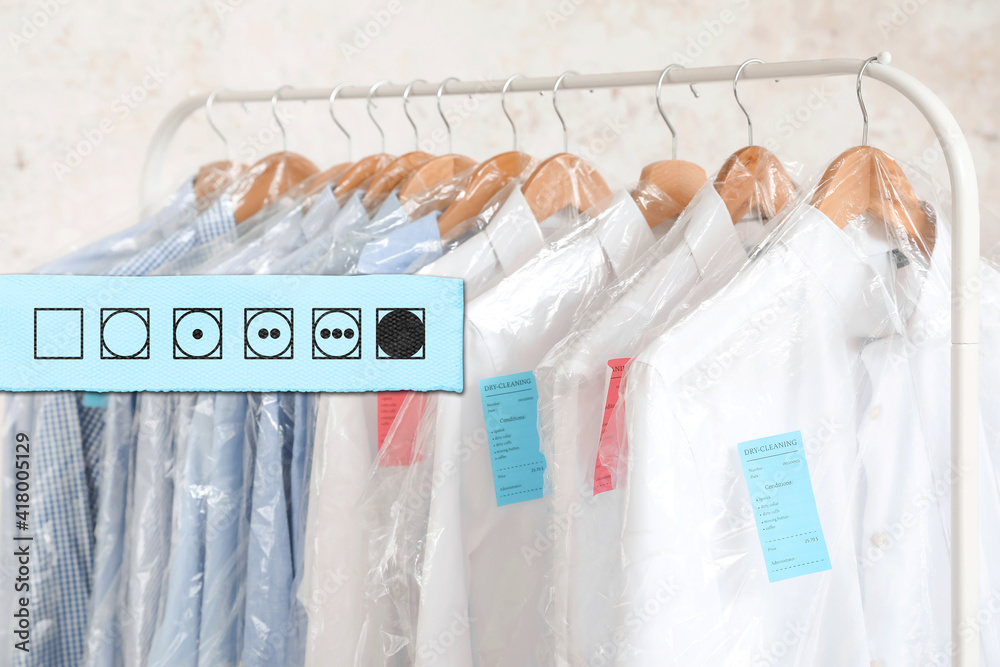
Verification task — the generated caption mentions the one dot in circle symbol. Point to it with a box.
[320,329,331,339]
[344,329,354,339]
[192,329,203,340]
[258,328,269,339]
[270,328,281,339]
[332,329,343,339]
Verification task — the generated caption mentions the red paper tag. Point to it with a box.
[377,391,426,466]
[594,358,630,495]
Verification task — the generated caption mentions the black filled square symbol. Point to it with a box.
[100,308,150,360]
[245,308,293,359]
[174,308,223,359]
[34,308,84,360]
[312,308,361,359]
[376,308,425,359]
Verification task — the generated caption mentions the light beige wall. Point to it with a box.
[1,0,997,271]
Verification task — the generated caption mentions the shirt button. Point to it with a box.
[869,404,881,419]
[872,532,890,548]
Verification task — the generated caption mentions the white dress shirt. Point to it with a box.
[617,196,1000,665]
[535,183,776,666]
[617,200,963,665]
[405,190,655,667]
[300,185,564,667]
[841,218,1000,665]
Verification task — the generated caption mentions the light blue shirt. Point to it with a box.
[354,210,444,274]
[38,179,198,276]
[197,393,249,667]
[241,394,296,667]
[147,394,215,667]
[80,197,237,667]
[81,393,136,667]
[0,190,233,667]
[271,190,369,275]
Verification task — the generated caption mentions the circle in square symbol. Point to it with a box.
[100,308,150,360]
[244,308,293,359]
[174,308,222,359]
[312,308,361,359]
[376,308,425,359]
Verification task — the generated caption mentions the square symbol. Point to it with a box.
[173,308,223,360]
[100,308,150,360]
[245,308,294,359]
[34,308,84,360]
[312,308,361,359]
[376,308,425,360]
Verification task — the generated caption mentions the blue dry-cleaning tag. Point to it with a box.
[479,371,546,507]
[737,430,832,583]
[0,274,463,393]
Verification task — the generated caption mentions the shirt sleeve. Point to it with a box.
[615,360,725,665]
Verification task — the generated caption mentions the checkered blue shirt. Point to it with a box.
[2,194,235,667]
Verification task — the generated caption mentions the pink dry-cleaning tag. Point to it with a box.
[594,358,629,495]
[377,391,426,466]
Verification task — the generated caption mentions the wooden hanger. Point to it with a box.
[395,78,477,212]
[438,151,535,233]
[194,160,247,201]
[333,81,400,199]
[397,153,476,205]
[193,89,248,201]
[810,56,934,254]
[634,65,707,226]
[229,86,319,223]
[438,75,537,235]
[362,80,437,210]
[301,83,360,195]
[521,72,612,222]
[333,154,395,198]
[714,60,795,223]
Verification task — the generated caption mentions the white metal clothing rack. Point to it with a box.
[142,54,982,665]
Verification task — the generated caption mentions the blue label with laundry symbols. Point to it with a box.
[0,274,463,393]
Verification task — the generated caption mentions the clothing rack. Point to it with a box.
[140,54,982,665]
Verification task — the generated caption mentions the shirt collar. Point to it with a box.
[193,193,237,245]
[781,203,917,341]
[680,183,753,278]
[299,186,340,240]
[483,186,547,274]
[592,190,654,276]
[331,191,369,239]
[355,211,443,274]
[374,191,402,219]
[364,190,409,235]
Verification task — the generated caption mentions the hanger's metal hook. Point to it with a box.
[437,77,459,153]
[732,58,763,146]
[403,79,427,151]
[501,74,525,152]
[205,87,232,158]
[655,65,700,161]
[328,83,353,161]
[857,55,880,146]
[271,85,294,153]
[553,70,578,153]
[367,80,391,154]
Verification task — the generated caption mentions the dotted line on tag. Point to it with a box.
[765,531,816,543]
[498,487,543,499]
[773,559,826,573]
